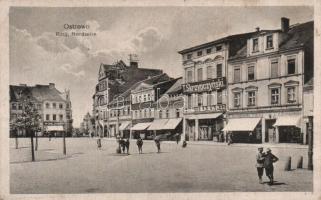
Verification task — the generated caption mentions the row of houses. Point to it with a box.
[87,17,313,144]
[9,83,73,137]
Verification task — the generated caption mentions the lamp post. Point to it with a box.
[307,116,313,170]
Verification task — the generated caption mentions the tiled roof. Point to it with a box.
[163,77,183,95]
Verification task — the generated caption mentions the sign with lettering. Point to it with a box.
[182,77,226,94]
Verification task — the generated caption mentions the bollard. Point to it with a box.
[297,156,303,169]
[284,156,291,171]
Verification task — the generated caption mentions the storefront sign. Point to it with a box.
[182,77,226,94]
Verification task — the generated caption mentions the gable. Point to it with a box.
[98,64,106,80]
[132,82,153,93]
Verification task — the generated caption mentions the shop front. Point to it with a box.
[273,115,302,143]
[147,118,183,140]
[130,122,152,139]
[45,125,65,137]
[118,121,131,138]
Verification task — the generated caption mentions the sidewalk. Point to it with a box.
[99,137,308,149]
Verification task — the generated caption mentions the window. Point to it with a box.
[53,103,56,109]
[144,109,147,118]
[143,94,146,102]
[287,59,296,75]
[59,114,63,121]
[46,103,50,108]
[66,103,69,109]
[197,51,203,56]
[270,60,279,78]
[248,91,256,106]
[187,71,193,83]
[234,92,241,107]
[266,35,273,49]
[198,94,203,106]
[59,103,63,109]
[46,114,50,121]
[187,54,192,60]
[287,87,296,103]
[234,67,241,82]
[18,103,23,110]
[217,64,222,78]
[147,94,151,101]
[12,103,17,110]
[37,104,41,109]
[187,95,192,109]
[176,109,180,118]
[206,48,212,54]
[207,92,213,106]
[253,38,259,52]
[248,66,255,81]
[271,88,280,105]
[197,68,203,82]
[207,66,213,80]
[216,45,222,51]
[217,90,222,104]
[53,114,56,121]
[66,114,70,120]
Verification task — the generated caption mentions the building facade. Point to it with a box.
[10,83,73,137]
[225,18,313,144]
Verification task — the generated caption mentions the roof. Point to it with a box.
[163,77,183,95]
[10,84,66,102]
[229,21,313,60]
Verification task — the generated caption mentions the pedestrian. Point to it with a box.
[125,138,130,154]
[136,136,143,154]
[227,133,233,145]
[176,133,180,144]
[120,137,125,153]
[49,132,51,141]
[264,148,279,185]
[155,138,161,153]
[97,138,102,150]
[256,147,266,184]
[182,140,187,148]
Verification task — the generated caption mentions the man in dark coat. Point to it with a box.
[119,138,125,153]
[155,138,161,153]
[125,138,130,155]
[256,147,265,184]
[136,136,143,154]
[264,148,279,185]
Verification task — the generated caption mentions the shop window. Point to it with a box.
[207,66,213,80]
[217,64,222,78]
[12,103,17,110]
[248,66,255,81]
[252,38,259,52]
[217,90,222,104]
[266,35,273,49]
[46,114,50,121]
[234,67,241,83]
[271,88,280,105]
[247,91,256,106]
[270,60,279,78]
[287,87,296,103]
[287,58,296,75]
[234,92,241,107]
[197,68,203,82]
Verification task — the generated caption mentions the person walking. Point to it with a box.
[227,133,233,145]
[175,133,180,145]
[155,138,161,153]
[136,136,143,154]
[256,147,266,184]
[125,138,130,155]
[119,137,126,154]
[264,148,279,185]
[97,138,102,150]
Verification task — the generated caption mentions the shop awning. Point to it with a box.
[119,121,131,131]
[186,113,222,120]
[147,119,169,130]
[46,126,64,131]
[162,118,182,130]
[130,122,152,131]
[273,116,301,128]
[223,118,261,132]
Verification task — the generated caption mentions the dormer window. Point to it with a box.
[266,35,273,49]
[216,45,222,51]
[206,48,212,54]
[187,54,192,60]
[252,38,259,52]
[197,51,203,56]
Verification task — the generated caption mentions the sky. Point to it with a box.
[9,6,313,127]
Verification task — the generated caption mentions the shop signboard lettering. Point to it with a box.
[182,77,226,94]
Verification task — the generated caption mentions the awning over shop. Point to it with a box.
[130,122,152,131]
[186,113,222,120]
[162,118,182,130]
[223,118,261,132]
[46,126,64,131]
[119,121,131,131]
[147,119,169,130]
[273,116,301,128]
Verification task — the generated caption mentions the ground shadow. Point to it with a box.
[263,181,287,186]
[10,155,72,164]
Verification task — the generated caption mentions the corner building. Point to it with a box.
[225,18,313,144]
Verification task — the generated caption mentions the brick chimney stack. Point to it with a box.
[281,17,290,32]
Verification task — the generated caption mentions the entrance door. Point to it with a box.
[265,119,276,143]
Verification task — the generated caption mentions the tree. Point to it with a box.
[15,98,41,161]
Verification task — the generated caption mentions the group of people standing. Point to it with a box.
[256,147,279,185]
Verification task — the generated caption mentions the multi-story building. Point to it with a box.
[9,83,73,137]
[130,74,176,139]
[92,55,163,137]
[224,18,313,144]
[178,32,253,141]
[80,112,95,136]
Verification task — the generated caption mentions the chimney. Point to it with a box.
[129,54,138,68]
[255,27,260,32]
[281,17,290,32]
[49,83,55,89]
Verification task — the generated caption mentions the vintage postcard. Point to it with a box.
[0,0,320,200]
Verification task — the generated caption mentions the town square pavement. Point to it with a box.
[10,138,312,193]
